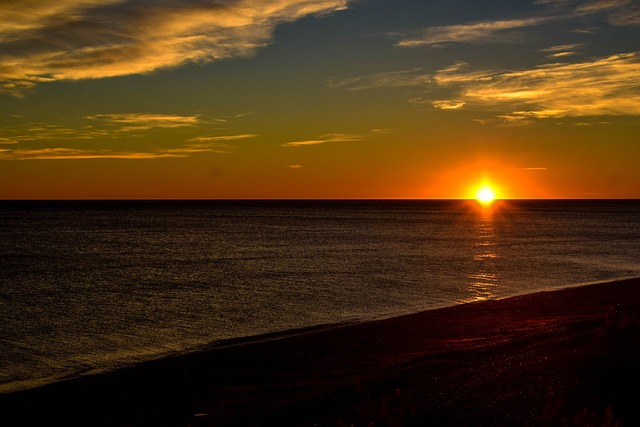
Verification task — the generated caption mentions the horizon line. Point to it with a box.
[1,197,639,202]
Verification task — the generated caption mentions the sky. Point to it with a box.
[0,0,639,199]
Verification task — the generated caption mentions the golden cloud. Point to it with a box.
[87,113,202,131]
[0,112,244,159]
[333,52,640,120]
[0,145,229,160]
[327,69,430,91]
[432,100,466,110]
[575,0,632,13]
[438,52,640,117]
[0,148,183,160]
[0,0,349,95]
[188,134,257,142]
[396,0,639,51]
[397,16,554,47]
[282,133,364,147]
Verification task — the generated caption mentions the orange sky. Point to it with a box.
[1,0,639,199]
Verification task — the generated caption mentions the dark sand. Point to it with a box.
[2,278,640,426]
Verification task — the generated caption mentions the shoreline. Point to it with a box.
[2,277,640,426]
[5,275,634,396]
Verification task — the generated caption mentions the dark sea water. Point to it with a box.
[1,199,639,393]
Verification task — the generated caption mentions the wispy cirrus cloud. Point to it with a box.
[0,143,230,160]
[396,16,554,47]
[2,124,112,142]
[605,6,640,26]
[0,111,248,159]
[575,0,631,13]
[535,0,640,25]
[282,133,364,147]
[539,44,584,58]
[396,0,639,50]
[332,52,640,121]
[327,69,430,90]
[572,0,640,25]
[341,0,638,123]
[161,143,230,156]
[433,52,640,119]
[188,134,257,142]
[431,100,466,110]
[533,0,574,6]
[0,0,349,96]
[0,148,183,160]
[87,113,201,130]
[1,113,204,143]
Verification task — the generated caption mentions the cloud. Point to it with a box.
[432,100,466,110]
[282,133,363,147]
[543,0,640,25]
[434,52,640,118]
[575,0,631,13]
[383,1,640,120]
[188,134,257,142]
[162,145,230,155]
[0,143,229,160]
[396,16,554,47]
[88,113,201,130]
[1,113,204,143]
[570,0,640,26]
[3,124,112,142]
[289,164,304,168]
[533,0,574,5]
[606,5,640,25]
[0,0,349,95]
[395,0,638,51]
[539,43,584,58]
[0,112,244,159]
[328,69,430,91]
[333,52,640,120]
[431,61,496,85]
[0,147,184,160]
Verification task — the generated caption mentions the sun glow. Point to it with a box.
[475,185,497,205]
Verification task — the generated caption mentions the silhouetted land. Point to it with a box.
[2,278,640,426]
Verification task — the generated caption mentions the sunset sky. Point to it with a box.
[1,0,639,199]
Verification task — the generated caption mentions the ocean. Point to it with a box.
[1,199,639,393]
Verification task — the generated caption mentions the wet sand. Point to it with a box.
[2,278,640,426]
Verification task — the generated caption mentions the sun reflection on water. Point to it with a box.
[465,209,500,302]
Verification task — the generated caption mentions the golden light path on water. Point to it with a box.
[465,202,500,303]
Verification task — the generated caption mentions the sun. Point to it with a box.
[475,185,497,205]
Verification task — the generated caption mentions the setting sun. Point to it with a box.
[476,186,497,205]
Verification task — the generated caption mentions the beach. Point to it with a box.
[2,277,640,426]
